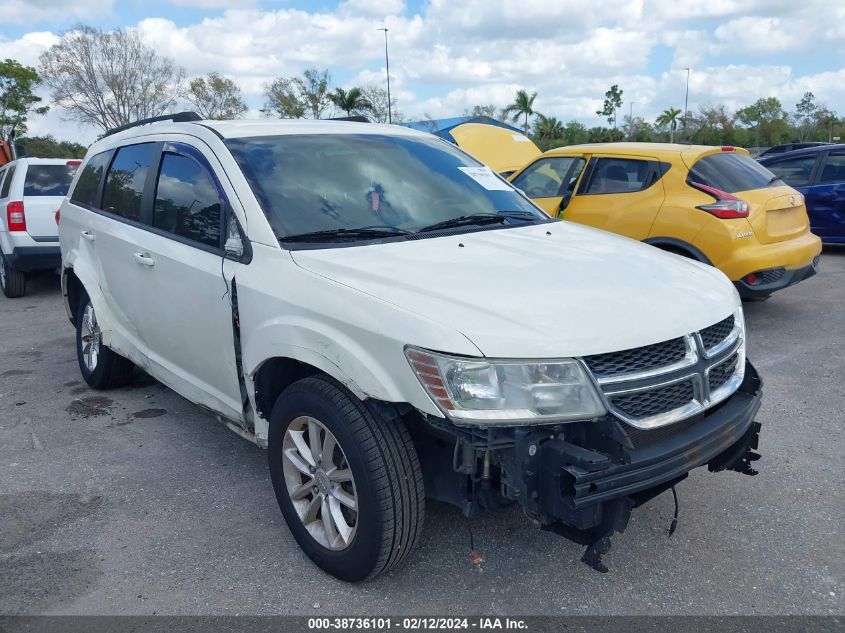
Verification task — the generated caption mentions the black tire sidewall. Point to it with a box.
[268,379,384,582]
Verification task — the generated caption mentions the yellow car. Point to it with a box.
[508,143,822,299]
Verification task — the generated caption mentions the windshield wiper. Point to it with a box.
[280,226,412,242]
[416,211,539,234]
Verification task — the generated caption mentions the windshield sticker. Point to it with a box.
[458,166,512,191]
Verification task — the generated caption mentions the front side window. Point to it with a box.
[819,152,845,184]
[153,153,223,248]
[764,156,817,187]
[102,143,157,221]
[512,157,585,198]
[0,165,16,198]
[23,164,78,197]
[584,158,650,194]
[689,153,776,193]
[225,134,544,243]
[71,152,112,207]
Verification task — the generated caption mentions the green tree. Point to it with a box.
[502,89,538,134]
[814,107,841,142]
[263,68,332,119]
[186,72,247,120]
[655,107,683,143]
[464,104,497,118]
[736,97,789,146]
[689,103,736,145]
[360,85,401,123]
[328,87,371,117]
[622,115,653,142]
[596,84,623,129]
[561,120,589,145]
[39,25,184,132]
[16,134,86,158]
[0,59,49,141]
[533,114,564,150]
[793,91,817,141]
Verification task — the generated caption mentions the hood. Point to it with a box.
[290,222,739,359]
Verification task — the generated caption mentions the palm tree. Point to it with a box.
[534,114,564,149]
[502,89,538,134]
[656,107,683,143]
[328,87,371,117]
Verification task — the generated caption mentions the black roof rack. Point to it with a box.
[329,115,370,123]
[103,111,203,138]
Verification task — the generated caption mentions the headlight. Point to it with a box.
[405,347,607,425]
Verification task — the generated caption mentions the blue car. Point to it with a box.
[759,145,845,244]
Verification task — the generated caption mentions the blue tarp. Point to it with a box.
[402,116,523,142]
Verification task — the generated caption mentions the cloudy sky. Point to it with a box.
[2,0,844,144]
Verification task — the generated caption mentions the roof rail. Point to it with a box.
[103,111,203,138]
[329,115,370,123]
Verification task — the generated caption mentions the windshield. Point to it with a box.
[225,133,546,243]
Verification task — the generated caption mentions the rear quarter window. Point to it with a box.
[71,152,112,207]
[23,164,78,197]
[0,165,16,198]
[688,153,775,193]
[102,143,157,221]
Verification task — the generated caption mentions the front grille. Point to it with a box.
[610,379,695,419]
[709,353,738,392]
[756,268,785,285]
[584,337,687,378]
[700,315,734,351]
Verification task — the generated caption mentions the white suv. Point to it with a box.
[0,157,80,297]
[59,114,763,580]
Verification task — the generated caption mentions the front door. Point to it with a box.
[510,155,586,217]
[563,155,666,240]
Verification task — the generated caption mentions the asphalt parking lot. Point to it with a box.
[1,249,843,616]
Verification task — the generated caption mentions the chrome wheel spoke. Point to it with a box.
[328,496,353,544]
[308,418,322,464]
[322,432,336,465]
[289,430,316,467]
[327,467,353,482]
[283,447,312,476]
[303,495,321,523]
[289,478,314,500]
[331,486,357,511]
[321,496,339,546]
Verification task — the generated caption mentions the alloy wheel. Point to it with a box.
[282,416,358,550]
[80,303,101,372]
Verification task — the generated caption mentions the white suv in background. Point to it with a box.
[59,114,764,581]
[0,157,80,297]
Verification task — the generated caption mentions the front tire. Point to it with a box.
[0,248,26,298]
[268,375,425,581]
[75,293,134,389]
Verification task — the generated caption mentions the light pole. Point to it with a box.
[683,67,691,139]
[377,27,392,123]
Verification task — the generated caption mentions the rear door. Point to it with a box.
[564,155,666,239]
[807,149,845,240]
[124,139,244,420]
[509,155,586,216]
[21,161,80,239]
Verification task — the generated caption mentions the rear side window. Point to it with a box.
[23,164,78,197]
[102,143,157,221]
[689,153,775,193]
[0,165,15,198]
[584,158,651,194]
[153,153,222,248]
[71,152,112,207]
[819,152,845,184]
[764,156,818,187]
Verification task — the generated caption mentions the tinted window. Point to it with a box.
[512,157,585,198]
[585,158,650,194]
[689,153,775,193]
[764,156,817,187]
[153,153,222,248]
[819,152,845,184]
[23,164,78,197]
[71,152,112,207]
[226,134,543,240]
[102,143,157,221]
[0,165,15,198]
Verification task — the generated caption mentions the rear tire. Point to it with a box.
[75,292,134,389]
[0,249,26,298]
[268,375,425,581]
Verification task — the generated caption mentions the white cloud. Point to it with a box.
[713,17,801,54]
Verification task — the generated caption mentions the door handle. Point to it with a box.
[80,230,95,242]
[133,252,155,267]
